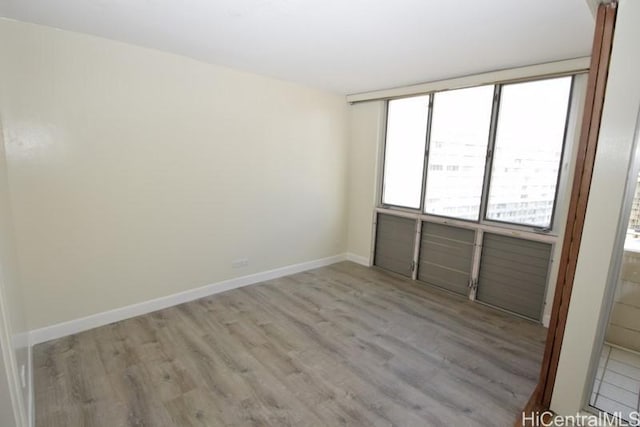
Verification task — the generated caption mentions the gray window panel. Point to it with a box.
[480,257,549,282]
[418,264,470,294]
[476,233,552,321]
[418,222,474,295]
[475,290,542,319]
[420,246,472,272]
[482,237,552,260]
[374,213,416,277]
[422,222,477,243]
[480,246,550,269]
[478,263,548,291]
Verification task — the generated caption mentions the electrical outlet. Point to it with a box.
[20,364,26,389]
[232,258,249,269]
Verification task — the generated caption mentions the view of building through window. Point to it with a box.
[381,76,573,229]
[625,174,640,251]
[486,77,572,228]
[425,85,493,220]
[629,175,640,230]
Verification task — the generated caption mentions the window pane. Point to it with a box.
[424,85,494,220]
[486,77,572,228]
[382,96,429,208]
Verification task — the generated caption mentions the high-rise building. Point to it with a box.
[628,175,640,230]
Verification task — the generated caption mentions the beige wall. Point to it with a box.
[551,0,640,414]
[346,101,384,262]
[0,120,29,426]
[0,19,349,330]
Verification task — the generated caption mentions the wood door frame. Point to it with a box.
[516,2,618,424]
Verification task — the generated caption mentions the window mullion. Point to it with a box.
[419,94,434,212]
[547,75,576,232]
[378,101,389,207]
[479,85,501,223]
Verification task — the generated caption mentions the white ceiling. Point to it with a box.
[0,0,595,94]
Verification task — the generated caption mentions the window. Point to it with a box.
[424,85,494,220]
[380,75,574,230]
[486,77,572,228]
[381,95,429,208]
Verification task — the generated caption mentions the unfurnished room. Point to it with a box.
[1,1,640,426]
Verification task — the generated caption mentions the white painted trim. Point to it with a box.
[543,313,551,328]
[10,332,33,427]
[346,57,591,103]
[27,345,32,427]
[411,220,422,281]
[29,254,349,345]
[0,281,28,426]
[346,253,370,267]
[375,207,558,244]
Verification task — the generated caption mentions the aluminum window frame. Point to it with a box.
[379,94,431,210]
[379,74,580,234]
[483,75,575,231]
[423,86,496,222]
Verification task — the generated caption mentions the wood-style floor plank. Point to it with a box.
[34,262,546,426]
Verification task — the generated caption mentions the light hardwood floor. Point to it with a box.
[34,262,546,426]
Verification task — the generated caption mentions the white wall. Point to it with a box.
[0,119,29,426]
[346,101,384,263]
[605,251,640,352]
[551,0,640,415]
[0,19,349,331]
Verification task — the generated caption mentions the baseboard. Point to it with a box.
[29,254,349,345]
[346,252,370,266]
